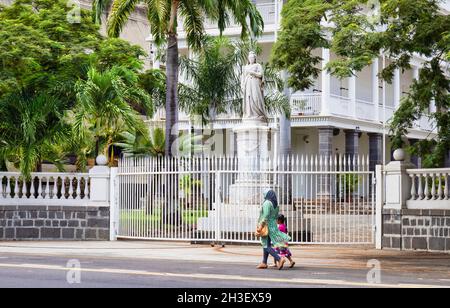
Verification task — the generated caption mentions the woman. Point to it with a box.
[256,190,291,270]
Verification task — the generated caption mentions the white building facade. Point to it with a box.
[146,0,447,171]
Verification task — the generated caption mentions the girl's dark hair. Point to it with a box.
[277,214,285,224]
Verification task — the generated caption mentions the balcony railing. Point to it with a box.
[291,93,322,116]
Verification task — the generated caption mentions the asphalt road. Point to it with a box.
[0,253,449,288]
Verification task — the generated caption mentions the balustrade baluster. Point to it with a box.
[37,176,43,199]
[44,177,50,199]
[76,176,81,200]
[437,173,443,200]
[431,174,436,200]
[445,173,449,200]
[68,176,74,199]
[409,174,417,200]
[424,174,430,200]
[14,177,19,199]
[5,176,11,199]
[418,174,424,200]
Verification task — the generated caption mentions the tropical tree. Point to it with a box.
[0,92,68,178]
[73,66,154,163]
[115,127,166,156]
[92,0,264,156]
[272,0,450,167]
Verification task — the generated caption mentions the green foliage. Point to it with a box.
[115,127,166,157]
[0,91,68,178]
[73,66,153,162]
[271,0,332,91]
[138,69,167,109]
[272,0,450,166]
[179,36,289,124]
[179,174,202,197]
[0,0,154,174]
[100,0,264,49]
[93,0,265,156]
[339,173,360,195]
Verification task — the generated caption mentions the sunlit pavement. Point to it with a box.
[0,241,449,288]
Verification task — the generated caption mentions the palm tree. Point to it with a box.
[115,127,165,156]
[92,0,264,156]
[73,66,153,163]
[0,92,68,178]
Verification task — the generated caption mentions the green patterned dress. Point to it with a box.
[257,200,291,249]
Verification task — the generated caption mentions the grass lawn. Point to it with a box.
[120,208,209,228]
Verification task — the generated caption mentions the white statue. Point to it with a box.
[241,52,268,123]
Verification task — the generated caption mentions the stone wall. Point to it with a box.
[383,209,450,252]
[0,205,110,241]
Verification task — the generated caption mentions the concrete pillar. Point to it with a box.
[321,48,331,116]
[318,127,334,157]
[384,150,415,210]
[349,75,357,118]
[394,68,401,108]
[279,70,292,157]
[345,130,360,170]
[318,127,334,198]
[372,58,380,122]
[344,130,360,157]
[88,155,111,207]
[368,133,383,172]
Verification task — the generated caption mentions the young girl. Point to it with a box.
[272,214,295,268]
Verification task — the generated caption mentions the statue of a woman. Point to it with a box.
[241,52,268,123]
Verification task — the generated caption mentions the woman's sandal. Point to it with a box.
[289,261,296,268]
[256,263,268,269]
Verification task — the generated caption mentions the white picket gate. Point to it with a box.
[116,155,376,245]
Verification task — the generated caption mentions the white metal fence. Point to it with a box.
[116,155,376,245]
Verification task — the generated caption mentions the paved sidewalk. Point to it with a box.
[0,241,449,277]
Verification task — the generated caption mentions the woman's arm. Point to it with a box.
[258,200,271,225]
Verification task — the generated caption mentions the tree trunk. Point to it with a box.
[165,1,180,157]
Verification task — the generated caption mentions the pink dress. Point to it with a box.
[275,224,292,258]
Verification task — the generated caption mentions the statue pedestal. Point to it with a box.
[229,120,278,205]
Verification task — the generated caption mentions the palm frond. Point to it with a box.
[107,0,140,38]
[92,0,113,24]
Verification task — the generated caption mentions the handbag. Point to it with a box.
[255,222,268,238]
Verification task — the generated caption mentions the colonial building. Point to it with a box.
[147,0,449,170]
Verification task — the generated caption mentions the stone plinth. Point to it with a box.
[230,120,276,205]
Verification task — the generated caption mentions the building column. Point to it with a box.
[321,48,331,116]
[349,75,357,118]
[394,68,401,108]
[368,133,383,172]
[372,58,380,122]
[318,127,334,198]
[344,129,360,158]
[279,70,292,157]
[318,127,334,157]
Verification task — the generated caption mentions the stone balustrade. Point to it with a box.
[407,168,450,209]
[0,172,90,205]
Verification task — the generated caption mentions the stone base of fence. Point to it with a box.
[0,205,110,241]
[382,209,450,252]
